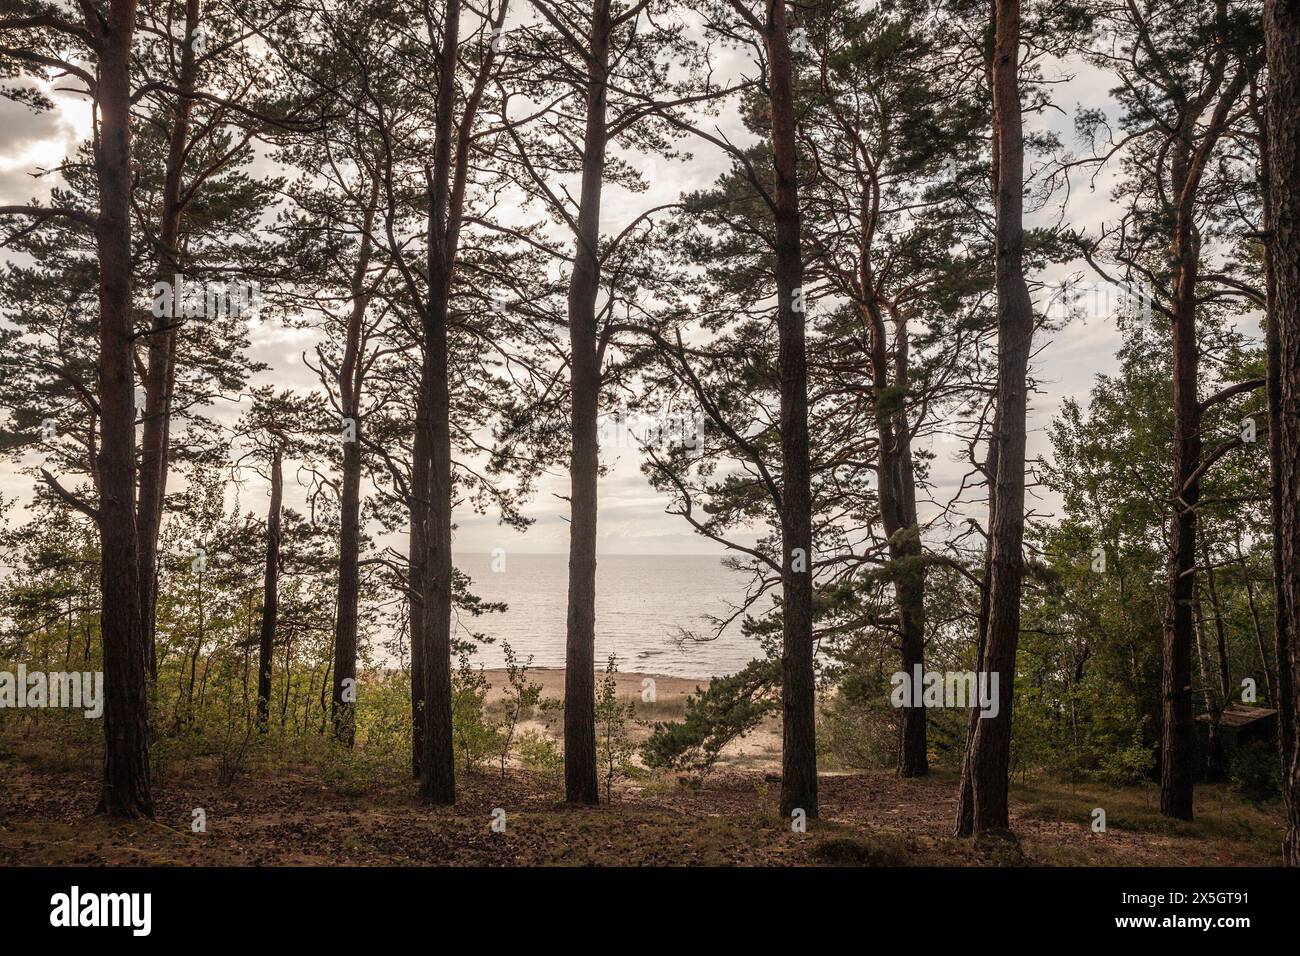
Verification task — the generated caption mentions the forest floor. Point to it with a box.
[0,667,1288,866]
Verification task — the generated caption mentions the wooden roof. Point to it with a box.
[1196,705,1278,728]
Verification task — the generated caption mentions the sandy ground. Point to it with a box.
[479,667,708,703]
[479,667,784,771]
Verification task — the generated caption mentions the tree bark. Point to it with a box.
[863,292,927,777]
[561,0,612,806]
[967,0,1033,837]
[763,0,817,819]
[1159,125,1203,821]
[137,0,200,683]
[955,418,996,836]
[331,191,377,748]
[409,394,428,778]
[1264,0,1300,867]
[415,0,463,805]
[95,0,153,820]
[256,446,282,730]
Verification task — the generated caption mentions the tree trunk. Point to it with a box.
[1264,0,1300,866]
[1193,593,1226,780]
[561,0,612,807]
[256,446,282,730]
[1159,129,1201,822]
[415,0,463,805]
[409,390,428,777]
[864,295,926,776]
[332,417,362,745]
[137,0,200,683]
[956,5,1002,836]
[955,416,996,836]
[331,193,377,748]
[764,0,817,819]
[967,0,1033,837]
[94,0,153,820]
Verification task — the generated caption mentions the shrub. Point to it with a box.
[596,655,638,800]
[451,651,499,773]
[516,729,563,780]
[641,657,779,777]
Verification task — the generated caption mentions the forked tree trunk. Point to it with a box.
[955,419,996,836]
[562,0,612,806]
[863,295,926,776]
[404,0,506,793]
[137,0,201,682]
[956,7,1001,836]
[765,0,817,819]
[966,0,1034,837]
[95,0,153,820]
[256,446,283,730]
[1264,0,1300,867]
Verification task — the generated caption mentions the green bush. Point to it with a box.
[516,729,563,779]
[642,657,779,777]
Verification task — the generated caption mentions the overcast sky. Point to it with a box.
[0,38,1253,559]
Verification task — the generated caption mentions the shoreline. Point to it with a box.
[478,666,711,702]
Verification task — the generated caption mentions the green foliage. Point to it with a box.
[596,655,639,800]
[516,729,564,780]
[1015,311,1269,784]
[642,657,779,777]
[451,650,498,774]
[497,640,542,776]
[816,692,897,771]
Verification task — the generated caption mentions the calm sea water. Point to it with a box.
[453,553,760,679]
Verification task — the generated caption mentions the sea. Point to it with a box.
[452,552,762,680]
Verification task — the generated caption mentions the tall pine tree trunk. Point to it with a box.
[1264,0,1300,867]
[765,0,817,819]
[137,0,200,683]
[956,8,1002,835]
[409,388,428,778]
[415,0,463,806]
[95,0,153,819]
[1159,131,1201,821]
[562,0,611,807]
[332,395,362,746]
[331,194,377,747]
[256,446,282,730]
[967,0,1033,837]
